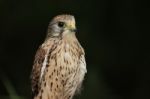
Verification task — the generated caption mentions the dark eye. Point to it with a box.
[58,22,65,27]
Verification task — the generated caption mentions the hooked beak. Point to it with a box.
[70,28,77,33]
[66,20,77,33]
[67,24,77,33]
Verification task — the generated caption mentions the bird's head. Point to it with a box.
[47,14,77,37]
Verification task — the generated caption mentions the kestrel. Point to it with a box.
[31,14,87,99]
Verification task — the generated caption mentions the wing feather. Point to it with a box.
[75,49,87,94]
[31,46,46,97]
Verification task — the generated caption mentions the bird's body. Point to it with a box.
[31,15,86,99]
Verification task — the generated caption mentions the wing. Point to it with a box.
[79,45,87,74]
[31,46,46,97]
[76,49,87,94]
[79,54,87,74]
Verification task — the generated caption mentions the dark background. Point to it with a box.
[0,0,150,99]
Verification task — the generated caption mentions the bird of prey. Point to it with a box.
[31,14,87,99]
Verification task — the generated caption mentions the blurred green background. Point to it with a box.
[0,0,150,99]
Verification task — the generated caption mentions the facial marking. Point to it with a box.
[47,15,76,37]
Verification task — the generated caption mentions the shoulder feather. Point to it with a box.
[31,46,46,97]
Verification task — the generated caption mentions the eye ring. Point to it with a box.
[58,22,65,27]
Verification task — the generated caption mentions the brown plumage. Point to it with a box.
[31,14,87,99]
